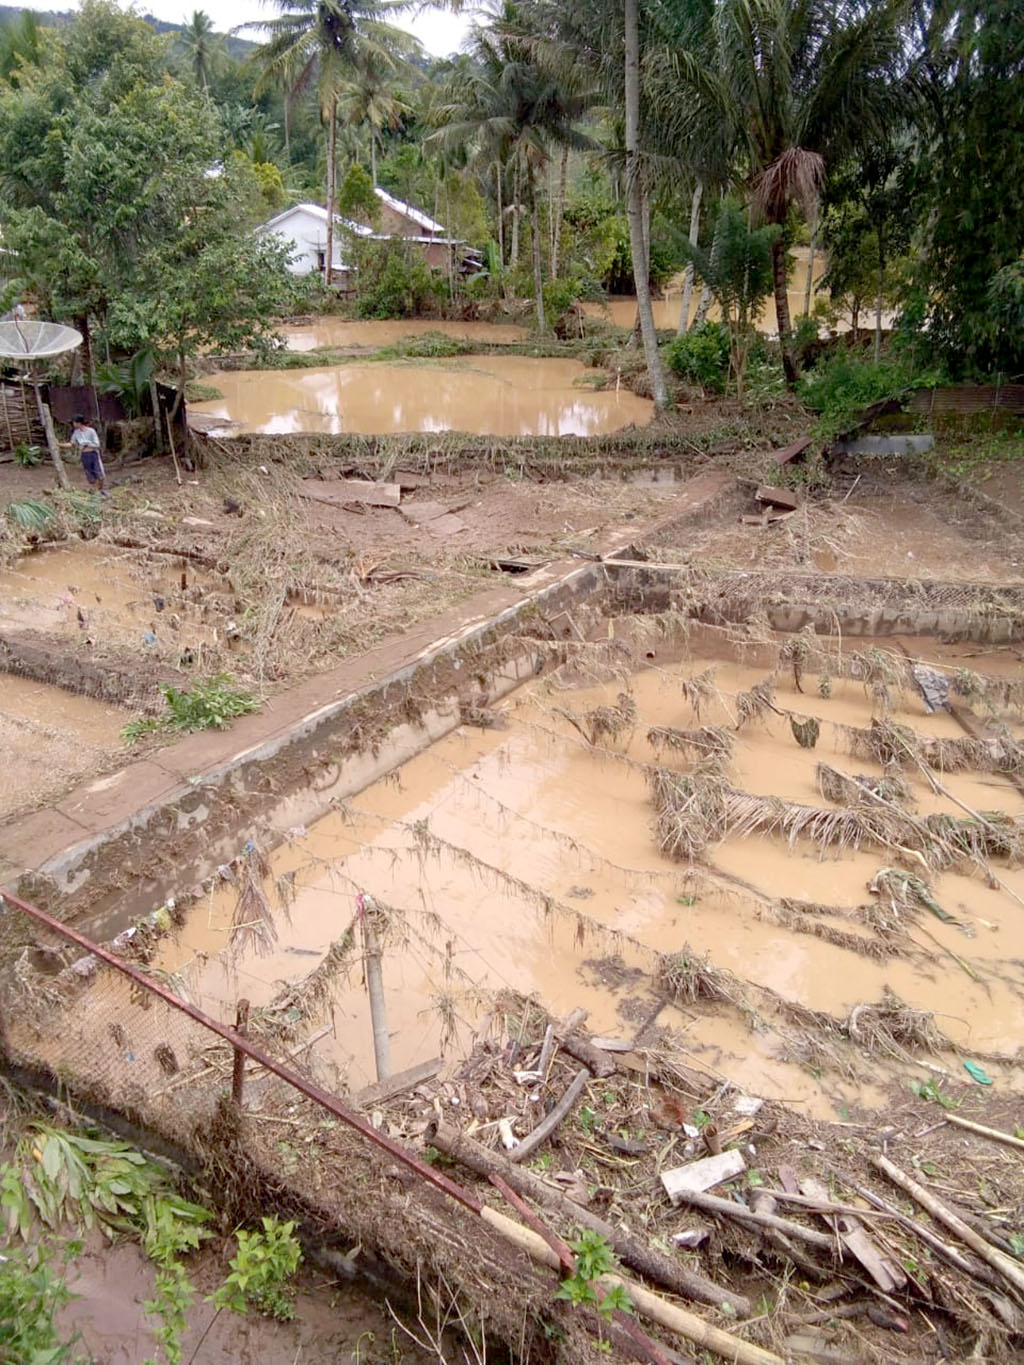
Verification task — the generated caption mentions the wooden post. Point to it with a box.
[164,407,183,485]
[35,387,70,490]
[359,895,391,1083]
[231,998,250,1106]
[1,384,13,453]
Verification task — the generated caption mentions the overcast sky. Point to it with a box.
[24,1,474,58]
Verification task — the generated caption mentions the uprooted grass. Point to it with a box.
[657,945,739,1004]
[816,761,914,808]
[847,988,948,1058]
[842,718,1024,781]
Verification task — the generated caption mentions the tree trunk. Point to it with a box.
[624,0,669,407]
[803,228,816,316]
[694,281,712,326]
[529,169,546,330]
[771,235,797,386]
[874,230,884,363]
[370,134,377,187]
[496,161,504,267]
[510,150,521,268]
[283,92,291,160]
[677,181,703,335]
[324,97,337,287]
[551,145,568,280]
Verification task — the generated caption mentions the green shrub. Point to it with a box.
[664,322,731,394]
[212,1217,302,1321]
[797,350,944,439]
[122,675,259,743]
[354,242,446,319]
[0,1244,78,1364]
[13,441,43,467]
[542,276,583,327]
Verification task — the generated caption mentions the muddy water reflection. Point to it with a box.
[190,356,653,436]
[283,317,529,351]
[158,639,1024,1119]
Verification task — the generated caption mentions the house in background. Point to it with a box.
[259,188,471,284]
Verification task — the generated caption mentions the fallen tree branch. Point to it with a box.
[670,1188,836,1252]
[427,1119,750,1314]
[510,1067,589,1163]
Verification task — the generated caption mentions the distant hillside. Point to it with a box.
[0,5,257,58]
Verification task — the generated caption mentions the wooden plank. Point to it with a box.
[755,484,799,510]
[661,1149,746,1202]
[354,1056,442,1106]
[799,1176,905,1293]
[771,437,812,466]
[399,499,448,523]
[301,478,401,508]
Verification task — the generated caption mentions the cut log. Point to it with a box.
[556,1028,618,1078]
[427,1119,751,1315]
[661,1149,746,1202]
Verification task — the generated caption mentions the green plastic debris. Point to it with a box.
[963,1060,993,1086]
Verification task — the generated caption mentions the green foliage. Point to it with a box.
[542,275,584,327]
[13,441,43,467]
[374,330,469,359]
[555,1231,633,1324]
[337,163,379,223]
[353,241,446,319]
[212,1216,302,1321]
[0,1242,79,1365]
[681,203,779,397]
[987,256,1024,369]
[122,675,259,743]
[910,1076,959,1111]
[145,1263,194,1365]
[797,350,944,438]
[664,322,730,394]
[2,1124,213,1250]
[6,499,55,531]
[96,347,157,417]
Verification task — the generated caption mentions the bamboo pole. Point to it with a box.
[480,1205,784,1365]
[165,408,183,486]
[872,1154,1024,1298]
[428,1119,750,1314]
[944,1113,1024,1152]
[670,1188,836,1251]
[359,894,391,1083]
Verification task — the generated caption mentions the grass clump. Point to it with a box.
[122,674,259,742]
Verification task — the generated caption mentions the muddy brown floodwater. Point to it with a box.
[58,1233,436,1364]
[156,631,1024,1123]
[190,356,654,436]
[282,317,530,351]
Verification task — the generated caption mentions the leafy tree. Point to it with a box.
[911,0,1024,373]
[680,200,778,399]
[0,1,292,401]
[666,0,910,383]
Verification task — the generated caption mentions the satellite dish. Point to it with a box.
[0,320,83,359]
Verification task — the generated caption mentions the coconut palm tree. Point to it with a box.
[250,0,419,285]
[177,10,223,93]
[336,58,410,185]
[665,0,910,382]
[432,3,593,329]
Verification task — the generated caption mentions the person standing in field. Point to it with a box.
[61,414,108,496]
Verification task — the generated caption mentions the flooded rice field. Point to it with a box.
[0,542,217,647]
[190,355,654,436]
[154,629,1024,1121]
[281,316,529,351]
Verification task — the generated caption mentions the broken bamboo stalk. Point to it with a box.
[872,1154,1024,1299]
[427,1119,750,1314]
[670,1189,836,1252]
[944,1112,1024,1153]
[479,1205,784,1365]
[360,897,391,1083]
[510,1067,589,1163]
